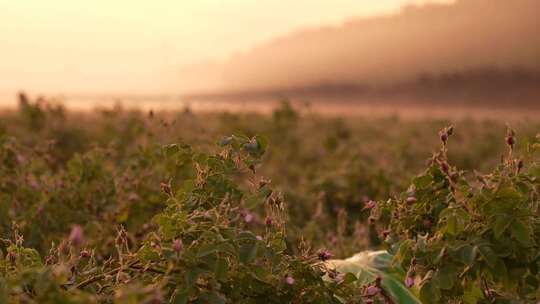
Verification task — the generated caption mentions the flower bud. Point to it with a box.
[405,276,415,288]
[58,240,70,255]
[329,235,338,246]
[69,225,84,247]
[244,212,254,223]
[365,200,376,209]
[160,181,172,196]
[365,285,381,297]
[173,239,183,253]
[406,196,417,205]
[7,251,16,265]
[439,161,449,173]
[45,255,55,265]
[327,269,337,279]
[258,179,270,189]
[128,193,140,202]
[317,249,333,261]
[506,135,515,148]
[440,132,448,144]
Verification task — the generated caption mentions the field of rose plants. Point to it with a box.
[0,96,539,303]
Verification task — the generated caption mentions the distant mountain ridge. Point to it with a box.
[180,0,540,102]
[182,67,540,103]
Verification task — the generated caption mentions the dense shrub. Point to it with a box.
[1,135,369,303]
[0,96,539,303]
[371,127,540,303]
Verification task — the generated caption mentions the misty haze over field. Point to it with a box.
[182,0,540,102]
[1,0,539,107]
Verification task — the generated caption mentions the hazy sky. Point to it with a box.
[0,0,453,95]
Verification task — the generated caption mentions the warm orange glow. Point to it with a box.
[0,0,453,95]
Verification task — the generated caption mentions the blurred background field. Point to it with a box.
[1,0,540,301]
[2,95,539,258]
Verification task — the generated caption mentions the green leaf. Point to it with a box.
[252,265,271,283]
[340,273,358,285]
[199,292,226,304]
[457,245,477,267]
[441,208,468,236]
[164,144,180,157]
[181,179,195,193]
[255,135,269,153]
[237,231,257,241]
[244,188,272,210]
[525,274,539,290]
[446,215,457,235]
[197,243,220,258]
[137,244,160,262]
[491,259,508,282]
[416,234,429,252]
[493,214,512,239]
[215,258,229,282]
[463,285,484,304]
[492,187,522,213]
[433,247,446,265]
[244,195,260,209]
[269,236,287,252]
[419,281,440,304]
[413,174,432,188]
[478,245,497,268]
[495,187,522,203]
[172,288,190,304]
[185,268,201,287]
[510,220,533,246]
[394,240,413,264]
[434,265,456,290]
[153,214,177,239]
[239,242,258,264]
